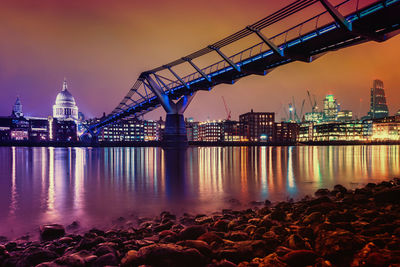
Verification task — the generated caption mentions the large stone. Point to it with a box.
[54,250,97,266]
[16,247,58,266]
[281,250,318,267]
[129,243,205,267]
[40,224,65,241]
[179,225,207,240]
[374,186,400,204]
[315,230,365,265]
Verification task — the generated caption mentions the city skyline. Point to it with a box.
[1,0,400,121]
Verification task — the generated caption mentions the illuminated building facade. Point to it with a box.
[198,121,223,141]
[372,122,400,140]
[144,120,160,141]
[239,110,275,142]
[298,121,368,142]
[275,122,299,143]
[222,120,242,141]
[368,79,389,119]
[28,117,49,141]
[53,79,79,121]
[337,110,353,122]
[186,119,199,141]
[323,94,339,121]
[305,112,324,123]
[99,120,145,142]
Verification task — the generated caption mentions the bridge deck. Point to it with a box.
[91,0,400,131]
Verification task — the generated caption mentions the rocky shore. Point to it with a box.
[0,180,399,267]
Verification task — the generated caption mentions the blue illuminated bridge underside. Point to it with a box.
[90,0,400,132]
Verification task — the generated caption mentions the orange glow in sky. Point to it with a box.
[0,0,399,121]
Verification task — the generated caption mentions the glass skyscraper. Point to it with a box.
[368,79,389,119]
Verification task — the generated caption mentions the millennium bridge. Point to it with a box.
[87,0,400,147]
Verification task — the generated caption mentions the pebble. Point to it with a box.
[0,179,399,266]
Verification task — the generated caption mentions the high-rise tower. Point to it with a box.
[368,79,389,119]
[11,97,23,118]
[323,94,338,121]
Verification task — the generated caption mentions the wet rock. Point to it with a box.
[16,247,58,266]
[213,219,229,232]
[153,221,174,232]
[256,207,270,216]
[5,242,17,251]
[248,252,287,267]
[179,225,207,240]
[286,234,310,250]
[327,210,357,223]
[315,188,330,197]
[54,250,97,266]
[66,221,80,230]
[315,230,365,265]
[198,232,223,245]
[94,245,116,257]
[121,250,138,266]
[94,252,118,266]
[302,211,323,225]
[58,237,73,244]
[281,250,318,267]
[76,236,106,250]
[195,216,213,225]
[374,186,400,204]
[216,240,271,263]
[228,231,249,241]
[176,240,211,256]
[40,224,65,241]
[333,184,347,194]
[129,243,205,267]
[209,259,238,267]
[270,209,286,221]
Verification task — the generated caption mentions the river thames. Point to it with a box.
[0,145,399,239]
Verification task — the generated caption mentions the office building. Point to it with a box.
[239,110,275,142]
[368,79,389,119]
[323,94,339,121]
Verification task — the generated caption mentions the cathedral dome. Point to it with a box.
[55,88,76,107]
[53,79,79,121]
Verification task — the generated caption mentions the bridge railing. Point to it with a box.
[94,0,394,129]
[161,0,381,91]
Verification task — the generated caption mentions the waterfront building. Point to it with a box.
[337,110,353,122]
[198,120,223,142]
[275,122,299,143]
[372,122,400,140]
[0,117,11,141]
[222,120,242,141]
[239,110,275,142]
[98,119,162,142]
[53,79,79,121]
[323,94,339,121]
[28,117,49,141]
[50,118,78,142]
[9,97,29,140]
[367,79,389,119]
[186,119,199,141]
[298,121,366,142]
[304,112,324,123]
[11,97,23,118]
[144,120,160,141]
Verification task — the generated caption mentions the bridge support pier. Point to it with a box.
[141,72,195,148]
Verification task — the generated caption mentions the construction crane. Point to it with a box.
[307,90,318,112]
[221,96,231,120]
[299,99,305,121]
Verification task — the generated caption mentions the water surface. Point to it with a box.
[0,145,399,239]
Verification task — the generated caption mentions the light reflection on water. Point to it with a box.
[0,145,399,238]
